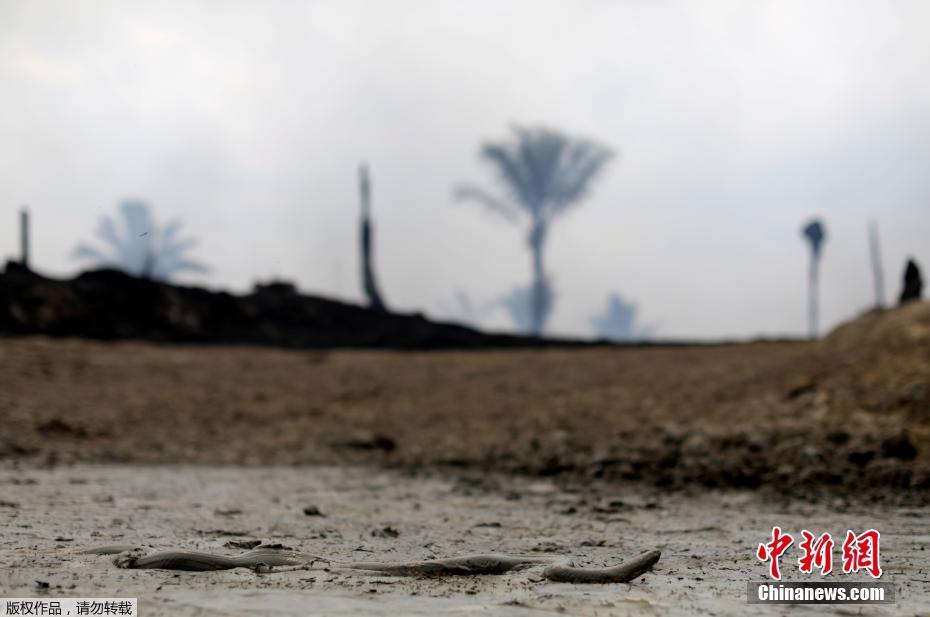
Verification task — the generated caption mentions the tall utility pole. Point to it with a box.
[20,207,30,269]
[868,220,885,307]
[359,164,387,311]
[809,252,819,338]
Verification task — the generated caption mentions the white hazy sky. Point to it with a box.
[1,0,928,339]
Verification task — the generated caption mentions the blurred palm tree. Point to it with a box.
[73,200,207,281]
[801,218,826,338]
[590,292,655,342]
[498,284,536,335]
[455,126,613,335]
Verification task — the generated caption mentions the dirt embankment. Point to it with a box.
[1,302,928,495]
[0,262,592,349]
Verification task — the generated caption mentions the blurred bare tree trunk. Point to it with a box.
[20,207,30,269]
[359,164,387,312]
[868,220,885,307]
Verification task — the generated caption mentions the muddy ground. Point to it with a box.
[1,465,928,616]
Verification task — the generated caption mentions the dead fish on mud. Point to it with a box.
[80,544,660,583]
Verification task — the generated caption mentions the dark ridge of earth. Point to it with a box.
[0,261,602,350]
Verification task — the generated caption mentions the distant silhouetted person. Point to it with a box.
[899,259,923,304]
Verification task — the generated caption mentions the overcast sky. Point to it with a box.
[2,1,928,339]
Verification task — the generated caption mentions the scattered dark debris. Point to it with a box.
[825,430,850,445]
[35,581,49,589]
[224,539,262,550]
[593,499,631,514]
[580,539,606,547]
[35,419,88,438]
[600,516,633,524]
[8,478,38,485]
[450,475,501,495]
[303,506,324,517]
[0,500,20,508]
[339,432,396,452]
[849,450,875,466]
[214,508,243,517]
[882,433,918,461]
[0,440,38,457]
[531,542,565,553]
[786,380,817,400]
[195,529,250,536]
[371,526,400,538]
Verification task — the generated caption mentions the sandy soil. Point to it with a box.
[1,302,929,493]
[2,465,927,616]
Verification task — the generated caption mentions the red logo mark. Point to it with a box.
[798,530,834,575]
[757,526,795,580]
[842,529,882,578]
